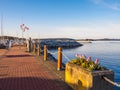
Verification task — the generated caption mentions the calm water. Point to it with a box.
[50,41,120,90]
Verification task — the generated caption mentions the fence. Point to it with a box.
[28,43,120,88]
[31,44,71,71]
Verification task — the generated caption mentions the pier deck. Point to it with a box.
[0,46,71,90]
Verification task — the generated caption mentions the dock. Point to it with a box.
[0,46,71,90]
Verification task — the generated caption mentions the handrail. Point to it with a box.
[102,76,120,87]
[62,52,71,62]
[47,49,58,55]
[47,49,70,62]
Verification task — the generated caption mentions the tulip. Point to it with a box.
[95,58,99,64]
[86,57,91,61]
[82,54,86,59]
[75,54,82,58]
[75,54,79,57]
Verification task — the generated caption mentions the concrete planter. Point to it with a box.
[65,62,114,90]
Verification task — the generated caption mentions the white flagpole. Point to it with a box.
[1,13,3,40]
[21,26,25,43]
[21,17,24,42]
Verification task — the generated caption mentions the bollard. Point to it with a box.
[33,44,36,54]
[44,45,47,61]
[37,45,40,56]
[57,47,62,71]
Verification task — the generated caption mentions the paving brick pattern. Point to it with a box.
[0,46,69,90]
[0,49,8,57]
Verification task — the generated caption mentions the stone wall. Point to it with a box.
[65,62,114,90]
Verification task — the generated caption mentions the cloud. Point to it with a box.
[12,22,120,39]
[38,22,120,39]
[104,3,120,11]
[90,0,120,11]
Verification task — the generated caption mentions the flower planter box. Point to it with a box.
[65,62,114,90]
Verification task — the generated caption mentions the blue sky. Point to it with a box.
[0,0,120,39]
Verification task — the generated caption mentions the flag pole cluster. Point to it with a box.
[20,24,29,32]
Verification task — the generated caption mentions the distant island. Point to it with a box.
[76,38,120,41]
[34,38,83,49]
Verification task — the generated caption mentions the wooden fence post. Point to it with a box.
[37,44,40,56]
[44,45,47,61]
[33,43,36,54]
[57,47,62,71]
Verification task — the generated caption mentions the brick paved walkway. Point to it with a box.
[0,49,7,56]
[0,46,71,90]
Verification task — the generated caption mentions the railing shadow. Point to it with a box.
[5,54,32,58]
[0,77,73,90]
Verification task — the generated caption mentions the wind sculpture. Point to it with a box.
[20,24,29,39]
[20,24,29,32]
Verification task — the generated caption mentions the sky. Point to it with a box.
[0,0,120,39]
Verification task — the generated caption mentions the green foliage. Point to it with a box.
[70,58,106,71]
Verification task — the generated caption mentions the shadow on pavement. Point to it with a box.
[5,54,32,58]
[0,77,73,90]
